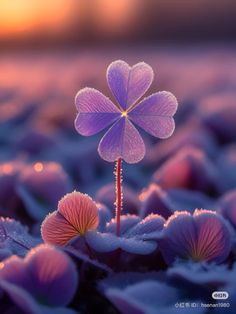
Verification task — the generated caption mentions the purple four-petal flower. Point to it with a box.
[75,60,178,163]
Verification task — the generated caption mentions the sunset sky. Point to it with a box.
[0,0,234,45]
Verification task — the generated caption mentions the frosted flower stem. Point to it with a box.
[115,158,123,237]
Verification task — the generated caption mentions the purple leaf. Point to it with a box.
[0,217,41,260]
[74,60,178,164]
[129,91,177,138]
[75,88,120,136]
[125,214,164,238]
[106,215,141,235]
[98,118,145,163]
[107,60,153,110]
[85,230,156,255]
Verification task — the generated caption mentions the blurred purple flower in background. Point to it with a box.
[218,189,236,230]
[16,162,71,221]
[139,183,215,219]
[75,60,178,163]
[152,147,220,194]
[0,244,78,314]
[96,183,140,215]
[198,92,236,142]
[0,161,25,212]
[158,209,232,265]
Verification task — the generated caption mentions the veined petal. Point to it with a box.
[98,117,145,163]
[58,192,99,235]
[129,91,178,139]
[107,60,153,110]
[75,88,120,136]
[193,210,231,264]
[41,191,99,246]
[41,211,79,246]
[159,210,231,265]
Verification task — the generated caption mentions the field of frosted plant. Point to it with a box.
[0,46,236,313]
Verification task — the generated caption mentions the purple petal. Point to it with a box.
[75,88,120,136]
[159,210,232,265]
[158,212,197,265]
[125,214,165,238]
[193,210,231,264]
[119,237,156,255]
[106,215,141,235]
[129,92,177,139]
[0,256,30,289]
[98,118,145,163]
[85,231,120,252]
[139,184,174,219]
[0,244,78,307]
[107,60,153,110]
[85,231,156,254]
[26,245,78,306]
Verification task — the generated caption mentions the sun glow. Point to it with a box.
[0,0,75,38]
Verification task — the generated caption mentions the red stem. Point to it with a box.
[115,158,122,237]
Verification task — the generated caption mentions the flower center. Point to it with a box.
[121,111,128,117]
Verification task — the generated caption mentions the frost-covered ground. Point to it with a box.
[0,46,236,313]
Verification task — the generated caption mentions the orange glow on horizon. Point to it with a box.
[94,0,139,34]
[0,0,140,41]
[0,0,76,38]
